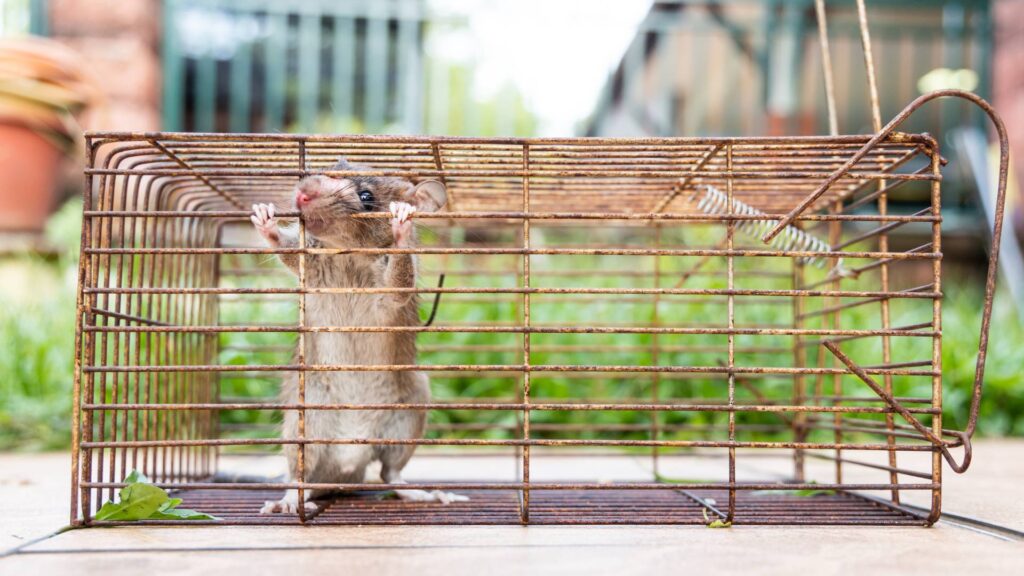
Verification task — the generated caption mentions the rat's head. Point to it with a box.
[293,158,447,247]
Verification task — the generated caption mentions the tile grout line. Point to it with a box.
[0,525,78,560]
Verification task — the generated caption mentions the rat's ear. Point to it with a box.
[331,157,353,170]
[407,180,447,213]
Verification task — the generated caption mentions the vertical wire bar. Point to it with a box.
[725,144,736,522]
[513,225,523,482]
[169,213,185,484]
[650,224,662,477]
[70,139,96,524]
[155,207,169,480]
[128,182,150,475]
[520,144,531,524]
[207,224,222,478]
[178,218,192,482]
[855,0,898,503]
[186,221,203,480]
[143,190,162,479]
[792,251,806,482]
[113,176,136,485]
[928,150,943,522]
[96,168,116,503]
[134,187,153,475]
[296,140,309,522]
[109,211,124,489]
[828,199,843,484]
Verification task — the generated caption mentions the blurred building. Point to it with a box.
[586,0,993,138]
[585,0,1024,295]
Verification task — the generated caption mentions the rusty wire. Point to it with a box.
[69,96,1008,526]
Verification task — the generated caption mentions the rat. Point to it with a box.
[251,158,468,514]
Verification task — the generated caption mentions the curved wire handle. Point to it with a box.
[775,89,1010,473]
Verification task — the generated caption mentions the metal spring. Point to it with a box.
[695,185,849,275]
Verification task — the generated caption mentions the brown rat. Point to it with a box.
[252,158,466,514]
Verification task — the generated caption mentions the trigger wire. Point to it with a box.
[423,273,445,327]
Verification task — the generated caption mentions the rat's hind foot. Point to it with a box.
[259,499,318,515]
[250,203,280,245]
[394,489,470,505]
[383,470,469,505]
[259,490,319,515]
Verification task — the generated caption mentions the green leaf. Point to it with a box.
[124,470,150,485]
[147,507,219,521]
[94,470,219,522]
[94,482,168,521]
[158,498,183,512]
[153,496,220,520]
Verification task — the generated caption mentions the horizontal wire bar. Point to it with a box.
[831,208,933,250]
[796,284,936,319]
[81,364,937,376]
[84,167,940,180]
[225,344,793,354]
[80,402,939,414]
[802,322,934,346]
[84,325,938,336]
[78,437,939,450]
[82,209,940,223]
[83,286,941,298]
[83,247,941,259]
[87,129,936,145]
[79,481,939,492]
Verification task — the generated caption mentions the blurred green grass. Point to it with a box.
[1,202,1022,451]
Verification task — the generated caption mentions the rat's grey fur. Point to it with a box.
[255,159,460,513]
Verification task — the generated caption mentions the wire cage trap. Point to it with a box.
[69,89,1009,527]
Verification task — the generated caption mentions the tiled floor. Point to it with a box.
[2,443,1022,575]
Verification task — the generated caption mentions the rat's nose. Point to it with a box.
[295,186,318,207]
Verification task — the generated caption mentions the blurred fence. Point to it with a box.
[587,0,993,138]
[161,0,535,136]
[162,0,426,133]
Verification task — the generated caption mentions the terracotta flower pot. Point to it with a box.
[0,122,62,231]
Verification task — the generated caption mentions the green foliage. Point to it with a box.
[0,206,1023,451]
[0,198,80,450]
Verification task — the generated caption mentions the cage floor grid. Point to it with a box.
[162,486,926,526]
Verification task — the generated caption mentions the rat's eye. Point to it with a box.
[358,190,375,211]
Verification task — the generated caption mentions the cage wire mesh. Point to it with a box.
[70,89,1009,526]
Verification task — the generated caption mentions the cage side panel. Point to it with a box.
[76,142,221,522]
[72,132,945,526]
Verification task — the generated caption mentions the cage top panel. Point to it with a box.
[86,132,937,217]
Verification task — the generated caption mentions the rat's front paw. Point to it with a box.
[250,203,280,245]
[389,201,416,247]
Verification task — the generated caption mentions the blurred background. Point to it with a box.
[1,0,1022,450]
